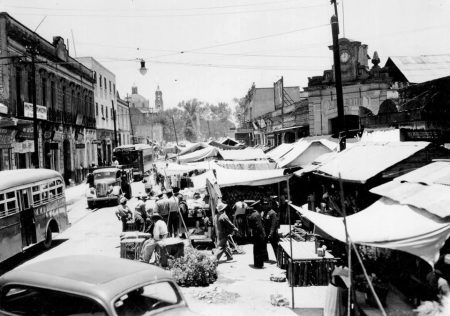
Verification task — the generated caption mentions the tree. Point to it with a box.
[184,118,197,142]
[232,97,246,125]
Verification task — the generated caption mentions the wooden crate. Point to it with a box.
[120,238,146,260]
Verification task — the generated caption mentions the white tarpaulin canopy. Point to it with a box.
[218,148,267,161]
[266,143,294,161]
[315,141,430,183]
[154,162,206,176]
[215,166,291,187]
[277,140,334,168]
[178,146,219,163]
[291,198,450,266]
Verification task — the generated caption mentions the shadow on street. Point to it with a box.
[0,239,68,276]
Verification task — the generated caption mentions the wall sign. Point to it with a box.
[24,102,47,120]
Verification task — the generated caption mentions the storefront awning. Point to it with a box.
[291,198,450,267]
[178,146,219,163]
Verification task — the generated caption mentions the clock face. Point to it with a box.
[340,51,350,63]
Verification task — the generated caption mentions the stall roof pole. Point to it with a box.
[287,178,294,309]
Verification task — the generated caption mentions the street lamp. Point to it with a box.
[139,59,147,76]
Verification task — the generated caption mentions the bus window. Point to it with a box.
[56,186,63,196]
[0,193,3,201]
[0,203,5,217]
[5,192,17,215]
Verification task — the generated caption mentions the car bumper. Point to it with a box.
[87,196,118,202]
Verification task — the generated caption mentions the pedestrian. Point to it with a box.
[167,190,180,237]
[134,194,147,232]
[248,205,267,268]
[112,156,119,167]
[121,175,132,200]
[86,172,94,188]
[232,196,248,238]
[263,198,280,261]
[155,191,169,223]
[215,202,238,262]
[140,212,168,263]
[115,197,132,232]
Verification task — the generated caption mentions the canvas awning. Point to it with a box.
[277,140,333,168]
[154,162,206,176]
[178,146,219,163]
[266,143,295,161]
[178,142,209,156]
[216,160,277,170]
[218,148,267,161]
[291,198,450,266]
[314,141,430,183]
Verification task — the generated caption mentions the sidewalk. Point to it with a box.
[181,244,327,316]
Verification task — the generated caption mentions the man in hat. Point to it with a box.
[134,194,147,232]
[140,212,168,263]
[155,191,169,222]
[215,202,238,262]
[166,190,180,237]
[115,197,132,232]
[248,203,267,268]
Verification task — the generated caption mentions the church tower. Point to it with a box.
[155,86,163,112]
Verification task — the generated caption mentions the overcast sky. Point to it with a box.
[2,0,449,110]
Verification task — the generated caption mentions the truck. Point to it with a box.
[113,144,154,181]
[86,167,132,209]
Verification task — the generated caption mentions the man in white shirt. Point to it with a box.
[233,197,248,238]
[140,213,168,263]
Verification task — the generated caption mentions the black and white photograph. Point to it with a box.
[0,0,450,315]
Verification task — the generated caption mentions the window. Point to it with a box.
[0,191,18,217]
[101,104,104,117]
[27,71,33,102]
[41,78,47,107]
[50,81,55,111]
[105,106,108,119]
[16,67,22,109]
[113,83,116,93]
[114,282,180,315]
[99,75,102,87]
[62,86,66,113]
[109,81,111,92]
[104,77,106,90]
[111,107,113,119]
[96,103,99,116]
[0,285,107,316]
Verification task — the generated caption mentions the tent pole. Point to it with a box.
[287,178,294,309]
[338,175,351,316]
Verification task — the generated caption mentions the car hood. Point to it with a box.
[95,179,116,185]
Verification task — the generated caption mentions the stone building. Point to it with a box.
[306,38,395,137]
[0,13,95,184]
[76,57,116,166]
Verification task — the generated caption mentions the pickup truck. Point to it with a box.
[86,167,132,209]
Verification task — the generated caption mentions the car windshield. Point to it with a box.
[114,281,181,316]
[94,171,117,179]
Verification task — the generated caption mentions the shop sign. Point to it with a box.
[13,140,34,153]
[401,128,443,142]
[53,131,63,142]
[24,102,47,120]
[0,129,16,144]
[43,130,53,140]
[16,126,34,140]
[75,143,85,149]
[76,114,84,126]
[76,132,84,142]
[92,140,101,144]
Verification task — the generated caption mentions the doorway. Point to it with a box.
[18,189,36,247]
[63,139,71,185]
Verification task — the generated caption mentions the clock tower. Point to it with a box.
[155,85,164,112]
[328,38,369,83]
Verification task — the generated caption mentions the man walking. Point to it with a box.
[248,205,267,268]
[263,198,280,261]
[155,191,169,223]
[215,202,238,262]
[115,197,132,232]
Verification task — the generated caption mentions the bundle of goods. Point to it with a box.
[120,232,151,260]
[155,237,185,267]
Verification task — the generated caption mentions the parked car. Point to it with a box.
[86,167,132,209]
[0,255,198,316]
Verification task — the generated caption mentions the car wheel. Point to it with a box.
[43,228,52,249]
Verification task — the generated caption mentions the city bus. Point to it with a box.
[113,144,154,181]
[0,169,70,262]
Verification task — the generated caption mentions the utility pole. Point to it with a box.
[330,6,346,151]
[171,116,179,146]
[112,100,118,148]
[126,94,135,144]
[26,43,40,168]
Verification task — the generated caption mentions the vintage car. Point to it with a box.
[86,167,131,209]
[0,255,198,316]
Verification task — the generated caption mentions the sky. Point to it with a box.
[1,0,450,111]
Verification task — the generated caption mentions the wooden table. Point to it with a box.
[277,241,337,287]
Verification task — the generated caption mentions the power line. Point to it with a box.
[11,3,326,18]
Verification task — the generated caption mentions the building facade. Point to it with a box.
[116,92,132,146]
[305,38,395,137]
[76,57,116,166]
[0,13,95,184]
